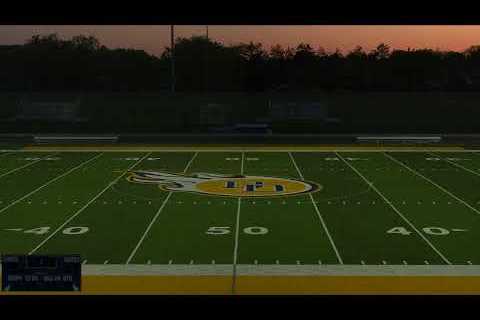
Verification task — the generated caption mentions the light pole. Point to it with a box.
[205,25,209,92]
[170,25,176,94]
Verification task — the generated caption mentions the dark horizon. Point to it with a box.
[2,25,480,57]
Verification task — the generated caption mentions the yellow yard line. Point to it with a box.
[22,144,466,152]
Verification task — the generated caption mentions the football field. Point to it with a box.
[1,148,480,292]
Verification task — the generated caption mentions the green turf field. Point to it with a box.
[1,149,480,268]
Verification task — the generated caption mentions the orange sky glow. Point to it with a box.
[1,25,480,56]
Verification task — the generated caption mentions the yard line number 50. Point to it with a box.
[206,226,268,235]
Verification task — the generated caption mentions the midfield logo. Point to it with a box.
[127,171,320,197]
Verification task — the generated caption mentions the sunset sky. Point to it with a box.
[1,25,480,56]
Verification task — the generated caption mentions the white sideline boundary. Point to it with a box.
[2,264,479,277]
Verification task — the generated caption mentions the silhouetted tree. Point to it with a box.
[2,33,480,92]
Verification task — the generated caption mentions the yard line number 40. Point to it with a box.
[387,226,466,236]
[23,226,89,235]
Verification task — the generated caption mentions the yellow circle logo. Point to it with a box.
[127,171,320,197]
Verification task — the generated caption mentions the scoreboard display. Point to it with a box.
[1,255,81,291]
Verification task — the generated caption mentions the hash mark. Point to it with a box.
[103,260,109,264]
[361,260,365,265]
[168,259,173,265]
[403,260,408,265]
[382,260,387,265]
[468,261,473,265]
[212,260,215,265]
[254,259,258,265]
[424,260,430,265]
[275,260,279,265]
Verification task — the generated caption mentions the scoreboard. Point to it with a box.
[1,255,81,292]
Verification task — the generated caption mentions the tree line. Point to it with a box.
[2,33,480,92]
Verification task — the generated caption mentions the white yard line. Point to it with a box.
[125,152,198,264]
[232,152,245,293]
[0,153,57,180]
[0,153,103,216]
[125,192,173,264]
[289,152,305,180]
[288,152,344,264]
[430,152,480,178]
[240,151,245,175]
[0,152,12,158]
[384,152,480,216]
[336,152,452,265]
[233,198,242,267]
[28,152,152,255]
[183,152,199,173]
